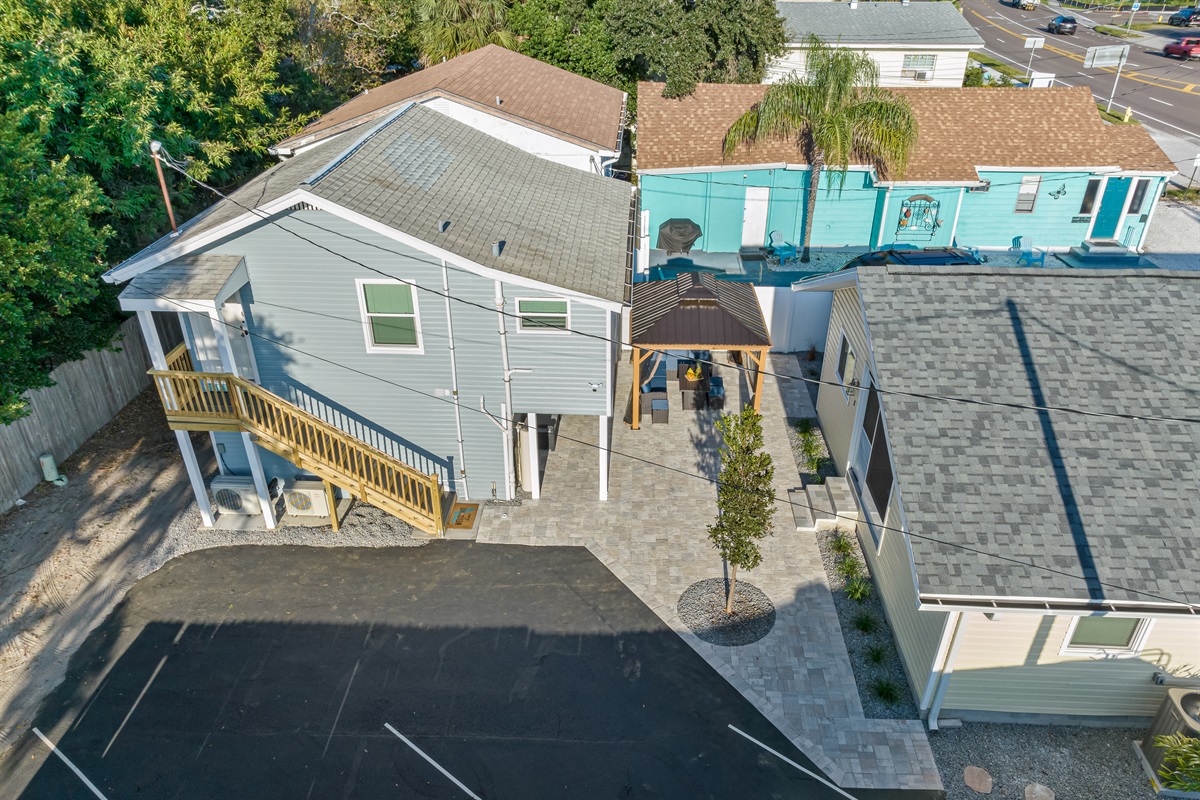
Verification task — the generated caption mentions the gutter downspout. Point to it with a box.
[949,187,966,245]
[494,281,517,500]
[442,260,469,500]
[928,611,969,731]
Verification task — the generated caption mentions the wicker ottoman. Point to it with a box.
[651,399,669,424]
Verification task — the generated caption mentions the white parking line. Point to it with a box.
[32,728,111,800]
[728,725,859,800]
[322,658,360,758]
[1148,96,1175,106]
[384,723,483,800]
[102,654,167,758]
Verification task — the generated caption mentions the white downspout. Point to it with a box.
[442,260,469,500]
[949,187,965,245]
[875,187,892,249]
[928,611,969,731]
[494,281,517,500]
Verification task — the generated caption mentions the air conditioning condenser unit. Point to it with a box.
[283,479,331,517]
[212,476,262,515]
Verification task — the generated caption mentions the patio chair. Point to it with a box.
[767,231,798,266]
[707,383,725,411]
[1010,236,1046,267]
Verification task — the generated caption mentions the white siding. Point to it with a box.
[942,612,1200,719]
[815,287,868,469]
[766,45,971,88]
[420,97,608,172]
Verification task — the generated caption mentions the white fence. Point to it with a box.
[0,317,151,513]
[755,286,833,354]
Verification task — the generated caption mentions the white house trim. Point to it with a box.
[354,278,426,355]
[917,593,1199,617]
[1136,180,1166,252]
[1058,616,1156,659]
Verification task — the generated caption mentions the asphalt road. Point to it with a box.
[0,544,934,800]
[961,0,1200,148]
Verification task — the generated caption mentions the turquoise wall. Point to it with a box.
[877,186,960,249]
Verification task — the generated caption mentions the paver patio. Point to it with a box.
[478,353,942,792]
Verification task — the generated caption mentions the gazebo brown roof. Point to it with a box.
[629,273,772,429]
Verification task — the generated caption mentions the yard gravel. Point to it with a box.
[928,723,1157,800]
[677,578,776,646]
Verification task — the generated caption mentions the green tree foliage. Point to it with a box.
[508,0,621,87]
[708,405,775,615]
[0,115,112,422]
[724,36,918,262]
[416,0,516,66]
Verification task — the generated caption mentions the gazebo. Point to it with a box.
[629,273,772,430]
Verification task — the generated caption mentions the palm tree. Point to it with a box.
[723,36,918,263]
[416,0,516,66]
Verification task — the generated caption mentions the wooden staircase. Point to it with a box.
[151,347,448,535]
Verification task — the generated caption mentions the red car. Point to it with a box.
[1164,37,1200,59]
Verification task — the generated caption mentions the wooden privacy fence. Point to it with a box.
[0,318,151,514]
[150,368,445,535]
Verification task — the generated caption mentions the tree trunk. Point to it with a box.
[725,563,739,615]
[801,151,824,263]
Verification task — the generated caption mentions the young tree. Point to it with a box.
[708,405,775,615]
[723,36,918,262]
[416,0,516,66]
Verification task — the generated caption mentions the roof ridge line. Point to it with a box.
[304,103,416,187]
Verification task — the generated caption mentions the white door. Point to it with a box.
[742,186,770,247]
[219,303,259,381]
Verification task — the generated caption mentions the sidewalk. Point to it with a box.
[478,355,942,792]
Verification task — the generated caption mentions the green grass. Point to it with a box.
[969,52,1025,81]
[1165,187,1200,204]
[1094,24,1139,38]
[1096,103,1140,124]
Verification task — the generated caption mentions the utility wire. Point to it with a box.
[150,153,1200,426]
[133,280,1200,612]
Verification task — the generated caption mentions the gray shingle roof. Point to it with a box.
[776,1,984,46]
[307,105,634,303]
[855,266,1200,608]
[121,254,245,303]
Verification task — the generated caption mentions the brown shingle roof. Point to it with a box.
[277,46,626,153]
[635,83,1171,181]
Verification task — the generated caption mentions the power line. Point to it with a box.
[149,155,1200,426]
[132,281,1200,612]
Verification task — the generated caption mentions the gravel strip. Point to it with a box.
[928,723,1157,800]
[677,578,776,646]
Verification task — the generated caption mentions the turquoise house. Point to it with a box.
[636,83,1173,260]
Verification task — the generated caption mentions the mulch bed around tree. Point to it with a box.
[678,578,776,646]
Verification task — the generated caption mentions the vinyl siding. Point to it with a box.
[767,46,971,88]
[199,210,612,499]
[816,287,869,470]
[941,612,1200,718]
[877,186,961,248]
[858,490,949,704]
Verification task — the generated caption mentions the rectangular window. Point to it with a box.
[1127,178,1151,215]
[516,298,569,332]
[357,280,422,353]
[1015,176,1041,213]
[901,54,937,78]
[1078,178,1102,215]
[836,334,857,394]
[1063,616,1152,657]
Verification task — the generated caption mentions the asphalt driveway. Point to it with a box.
[0,543,920,799]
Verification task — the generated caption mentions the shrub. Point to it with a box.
[866,644,887,665]
[829,530,855,557]
[853,611,879,634]
[835,557,863,581]
[1156,733,1200,792]
[870,678,903,705]
[799,431,824,476]
[795,417,814,436]
[805,345,818,362]
[845,576,872,603]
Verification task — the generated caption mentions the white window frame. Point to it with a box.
[901,54,937,79]
[515,297,571,334]
[1060,615,1154,659]
[356,278,424,354]
[835,333,857,402]
[1014,176,1041,214]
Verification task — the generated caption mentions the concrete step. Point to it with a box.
[825,477,858,525]
[1081,238,1128,254]
[788,488,815,531]
[806,484,834,525]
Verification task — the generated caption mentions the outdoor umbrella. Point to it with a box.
[656,218,703,254]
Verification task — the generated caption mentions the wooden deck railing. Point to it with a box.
[149,369,445,535]
[165,342,194,373]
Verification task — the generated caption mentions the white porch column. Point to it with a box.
[210,309,277,529]
[598,415,611,501]
[138,310,214,527]
[525,413,541,500]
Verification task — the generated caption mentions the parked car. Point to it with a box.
[1168,7,1198,26]
[1048,15,1078,34]
[1013,0,1039,9]
[837,247,984,271]
[1164,37,1200,59]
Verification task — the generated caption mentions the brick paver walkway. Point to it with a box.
[478,354,941,792]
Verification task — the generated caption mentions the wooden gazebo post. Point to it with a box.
[630,346,649,430]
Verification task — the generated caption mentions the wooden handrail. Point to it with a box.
[164,342,193,373]
[149,369,444,535]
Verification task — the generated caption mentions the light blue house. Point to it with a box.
[105,103,635,533]
[636,83,1173,264]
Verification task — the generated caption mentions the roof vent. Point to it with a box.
[902,0,910,5]
[492,240,505,257]
[495,95,502,106]
[849,0,857,8]
[437,219,451,233]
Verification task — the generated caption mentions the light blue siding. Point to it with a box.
[877,186,960,249]
[193,210,613,499]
